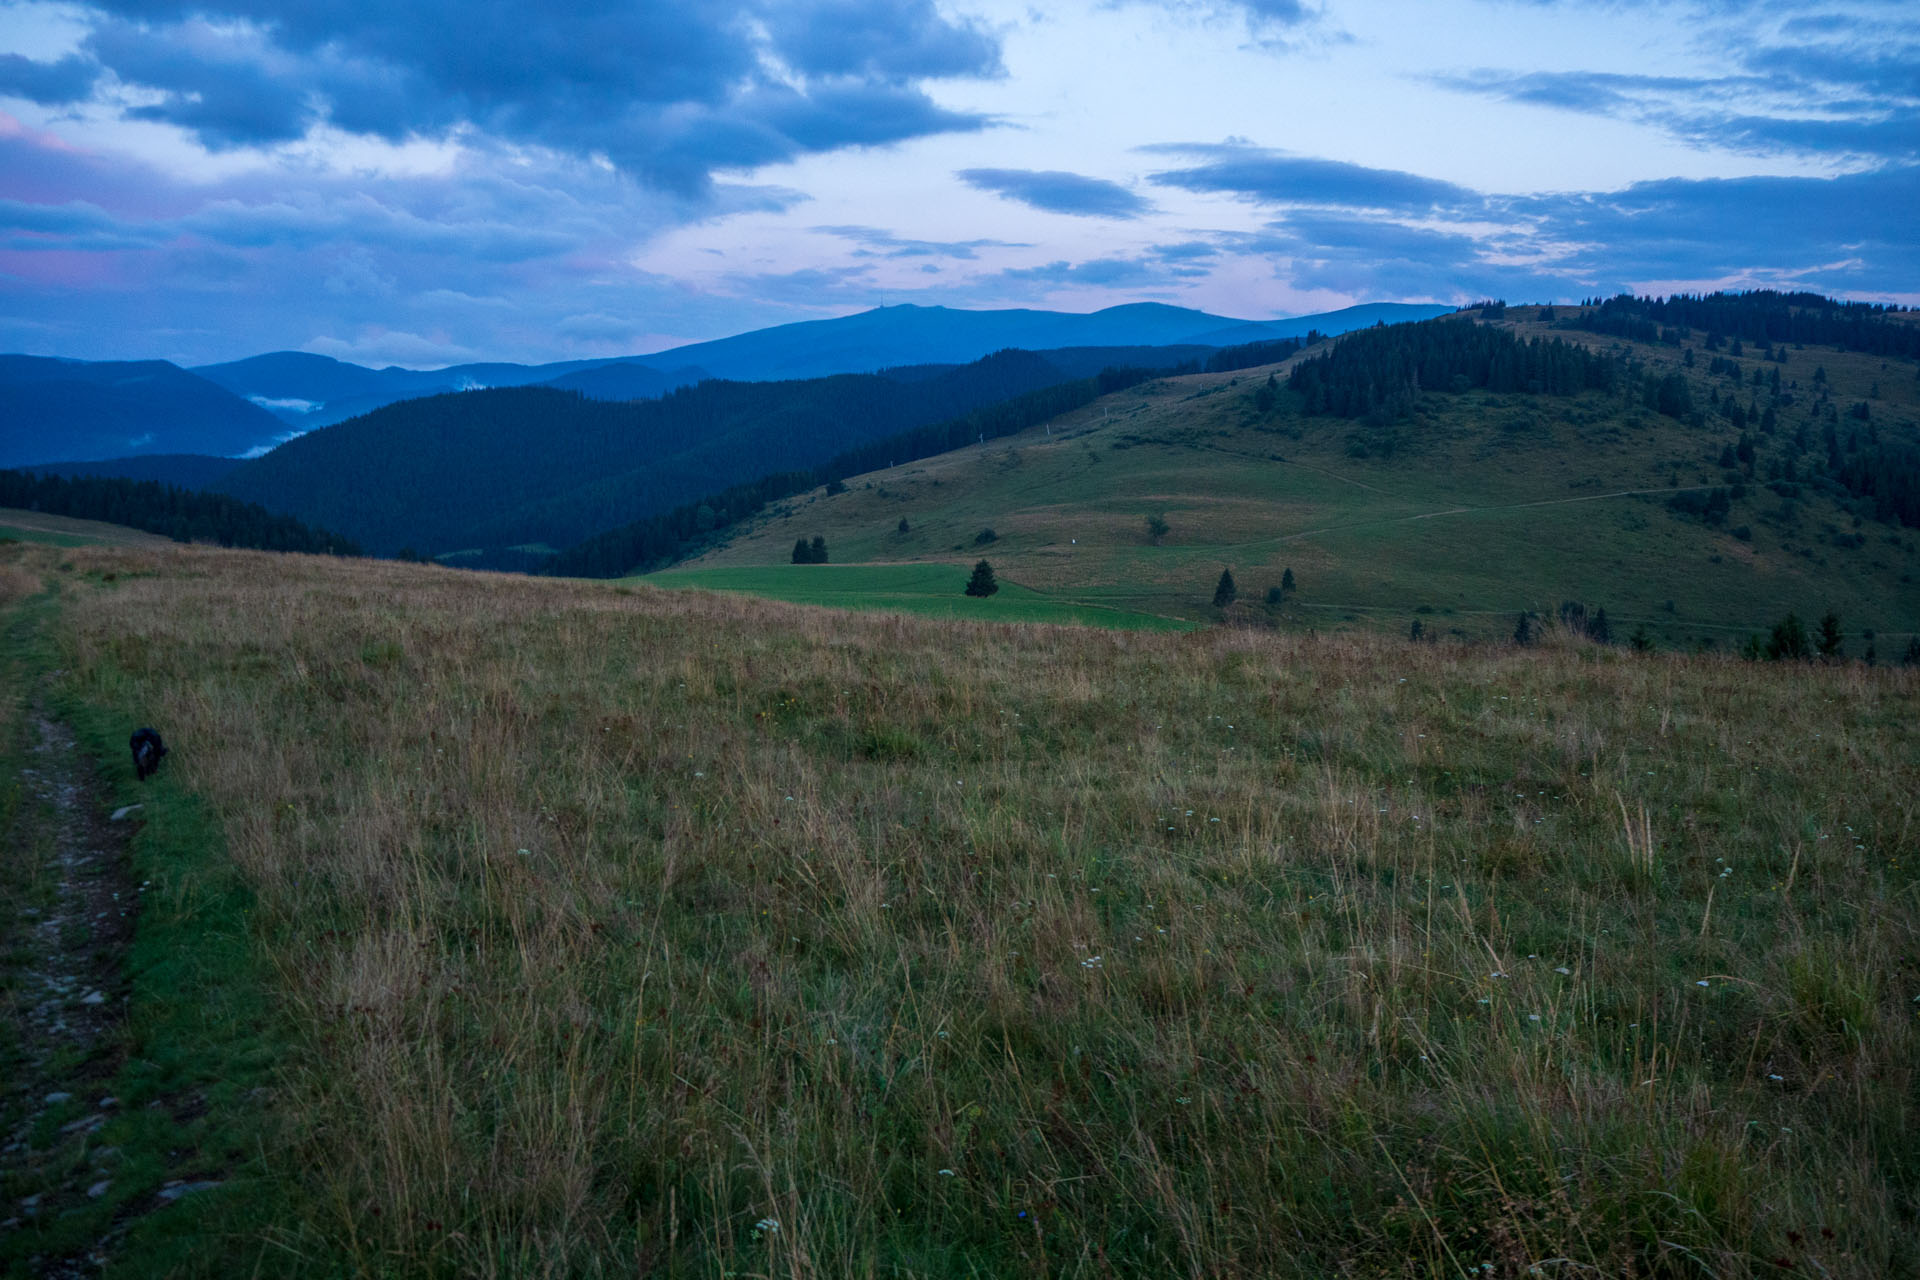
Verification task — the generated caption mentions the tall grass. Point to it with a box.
[13,539,1918,1277]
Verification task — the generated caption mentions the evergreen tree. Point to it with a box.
[1815,610,1844,660]
[1281,567,1296,595]
[1629,624,1653,652]
[1410,618,1424,641]
[1512,612,1536,646]
[1146,514,1170,544]
[964,559,998,597]
[1764,612,1811,660]
[1265,585,1284,606]
[810,535,828,564]
[792,537,811,564]
[1589,607,1612,644]
[1213,568,1238,608]
[1904,636,1920,666]
[897,517,910,534]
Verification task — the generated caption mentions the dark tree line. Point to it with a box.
[1204,336,1308,374]
[543,364,1178,578]
[0,468,360,555]
[217,347,1145,558]
[1565,291,1920,360]
[1834,443,1920,528]
[1287,319,1618,419]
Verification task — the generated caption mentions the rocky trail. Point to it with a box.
[0,705,213,1275]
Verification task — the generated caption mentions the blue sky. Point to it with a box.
[0,0,1914,365]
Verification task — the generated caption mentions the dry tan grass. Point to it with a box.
[11,537,1917,1277]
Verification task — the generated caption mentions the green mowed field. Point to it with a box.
[683,316,1920,649]
[647,561,1195,630]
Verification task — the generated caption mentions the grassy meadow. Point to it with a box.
[682,309,1920,650]
[2,537,1915,1276]
[0,508,172,549]
[649,563,1191,631]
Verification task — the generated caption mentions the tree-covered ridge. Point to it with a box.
[1566,290,1920,359]
[1287,318,1618,419]
[542,365,1174,578]
[0,468,361,555]
[214,348,1156,558]
[1203,336,1308,374]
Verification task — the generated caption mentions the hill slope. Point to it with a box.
[674,299,1920,652]
[190,350,704,430]
[212,348,1179,557]
[0,356,286,467]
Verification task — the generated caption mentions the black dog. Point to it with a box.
[130,727,168,781]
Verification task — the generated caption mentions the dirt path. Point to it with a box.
[0,707,141,1276]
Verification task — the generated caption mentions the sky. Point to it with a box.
[0,0,1915,367]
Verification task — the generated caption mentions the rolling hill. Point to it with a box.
[0,356,287,467]
[30,454,243,489]
[662,296,1920,654]
[209,347,1192,558]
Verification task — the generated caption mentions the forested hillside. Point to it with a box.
[0,469,360,554]
[544,366,1170,578]
[212,347,1188,558]
[0,356,285,466]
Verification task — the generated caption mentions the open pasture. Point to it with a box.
[2,538,1915,1277]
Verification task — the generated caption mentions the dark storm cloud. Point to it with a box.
[956,169,1152,219]
[0,53,100,104]
[758,0,1001,79]
[33,0,1003,191]
[1145,146,1484,213]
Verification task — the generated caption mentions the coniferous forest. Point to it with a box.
[0,468,361,554]
[1286,318,1619,419]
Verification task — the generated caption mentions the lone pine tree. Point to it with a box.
[1213,568,1237,608]
[965,559,998,597]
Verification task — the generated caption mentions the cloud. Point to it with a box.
[999,256,1166,287]
[1146,144,1484,213]
[814,225,1028,259]
[28,0,1005,193]
[0,52,99,103]
[1438,7,1920,165]
[303,328,483,367]
[957,168,1151,218]
[1116,0,1336,45]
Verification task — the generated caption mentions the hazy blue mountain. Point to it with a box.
[0,355,286,468]
[630,302,1454,381]
[192,351,615,429]
[539,362,710,401]
[30,453,243,489]
[178,301,1452,431]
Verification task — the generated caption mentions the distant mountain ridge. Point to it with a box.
[0,355,285,469]
[621,301,1452,382]
[5,301,1453,467]
[208,346,1206,559]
